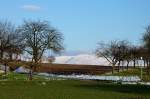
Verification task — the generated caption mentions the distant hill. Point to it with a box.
[53,54,109,65]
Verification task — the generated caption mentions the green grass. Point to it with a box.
[112,69,141,76]
[0,72,46,81]
[107,68,150,81]
[0,80,150,99]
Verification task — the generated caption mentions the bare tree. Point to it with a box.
[116,40,130,71]
[142,25,150,74]
[0,20,15,59]
[6,31,25,60]
[0,20,25,78]
[0,21,14,76]
[17,20,64,80]
[95,40,120,73]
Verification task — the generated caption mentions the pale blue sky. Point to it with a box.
[0,0,150,53]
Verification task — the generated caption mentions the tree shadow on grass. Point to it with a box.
[74,82,150,95]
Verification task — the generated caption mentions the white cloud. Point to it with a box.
[21,5,41,11]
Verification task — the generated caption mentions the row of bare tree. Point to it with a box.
[95,24,150,74]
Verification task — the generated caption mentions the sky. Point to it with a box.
[0,0,150,54]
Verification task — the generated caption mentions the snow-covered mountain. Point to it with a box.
[54,54,109,65]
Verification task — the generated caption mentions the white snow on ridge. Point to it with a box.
[54,54,109,65]
[54,56,73,64]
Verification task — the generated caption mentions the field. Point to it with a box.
[37,63,119,75]
[0,80,150,99]
[8,62,128,75]
[108,68,150,81]
[1,64,150,99]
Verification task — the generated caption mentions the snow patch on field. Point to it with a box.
[38,73,141,82]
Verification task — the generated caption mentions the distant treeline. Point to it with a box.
[95,24,150,74]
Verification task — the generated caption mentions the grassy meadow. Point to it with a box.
[0,80,150,99]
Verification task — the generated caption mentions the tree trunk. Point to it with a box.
[146,60,149,67]
[133,60,136,68]
[15,54,19,60]
[0,50,4,60]
[9,53,13,61]
[118,61,120,72]
[127,61,129,70]
[4,63,7,79]
[121,61,124,71]
[4,63,7,75]
[29,65,33,80]
[112,63,115,74]
[144,60,146,67]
